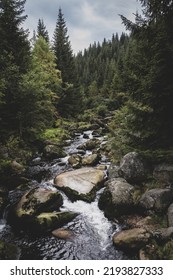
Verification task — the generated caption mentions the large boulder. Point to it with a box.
[119,152,146,183]
[98,178,136,218]
[54,167,105,202]
[112,228,151,250]
[139,188,173,213]
[168,203,173,226]
[153,164,173,185]
[14,187,63,219]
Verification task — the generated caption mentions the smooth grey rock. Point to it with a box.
[112,228,151,249]
[54,167,105,195]
[139,188,173,213]
[119,152,146,183]
[98,178,136,217]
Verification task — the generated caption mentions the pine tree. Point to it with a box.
[0,0,30,141]
[0,0,30,72]
[52,8,83,117]
[37,18,49,43]
[116,0,173,152]
[53,8,75,84]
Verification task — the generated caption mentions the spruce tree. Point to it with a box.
[53,8,75,84]
[0,0,30,72]
[0,0,30,141]
[37,18,49,43]
[117,0,173,153]
[52,8,83,117]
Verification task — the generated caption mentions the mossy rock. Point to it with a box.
[15,187,63,218]
[33,211,78,233]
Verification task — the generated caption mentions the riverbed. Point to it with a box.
[0,130,134,260]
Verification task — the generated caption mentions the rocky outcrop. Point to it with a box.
[98,178,136,218]
[112,228,151,250]
[119,152,146,183]
[54,167,105,202]
[139,188,173,213]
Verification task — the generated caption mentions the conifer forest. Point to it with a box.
[1,0,173,260]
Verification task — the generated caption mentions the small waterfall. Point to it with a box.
[60,189,114,249]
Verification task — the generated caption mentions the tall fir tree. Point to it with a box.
[52,8,75,84]
[115,0,173,154]
[52,8,83,117]
[37,18,49,43]
[0,0,30,141]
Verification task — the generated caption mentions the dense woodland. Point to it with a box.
[1,0,173,172]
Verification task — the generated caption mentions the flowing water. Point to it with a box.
[0,130,133,260]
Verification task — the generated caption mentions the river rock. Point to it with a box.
[153,164,173,185]
[33,211,77,233]
[43,145,67,159]
[168,203,173,226]
[119,152,146,183]
[78,139,100,151]
[82,154,100,166]
[139,188,173,213]
[14,187,63,219]
[27,165,50,182]
[52,228,74,240]
[54,167,105,202]
[98,178,136,218]
[112,228,151,250]
[68,154,82,168]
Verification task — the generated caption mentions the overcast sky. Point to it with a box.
[24,0,141,53]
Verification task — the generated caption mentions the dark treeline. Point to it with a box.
[1,0,173,164]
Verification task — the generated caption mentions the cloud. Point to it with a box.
[23,0,141,53]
